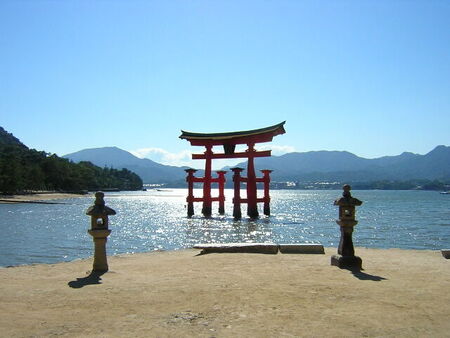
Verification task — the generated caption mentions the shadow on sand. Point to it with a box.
[346,268,387,281]
[68,271,105,288]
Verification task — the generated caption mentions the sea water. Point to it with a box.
[0,189,449,267]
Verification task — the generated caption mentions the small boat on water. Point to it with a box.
[440,191,450,195]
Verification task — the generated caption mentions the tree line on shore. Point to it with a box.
[0,128,142,194]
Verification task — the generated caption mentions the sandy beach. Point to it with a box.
[0,248,449,337]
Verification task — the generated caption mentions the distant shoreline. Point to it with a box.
[0,192,90,204]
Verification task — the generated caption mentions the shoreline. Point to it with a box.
[0,248,449,337]
[1,245,447,269]
[0,245,447,269]
[0,192,89,204]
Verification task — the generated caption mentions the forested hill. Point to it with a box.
[0,127,26,147]
[0,127,143,194]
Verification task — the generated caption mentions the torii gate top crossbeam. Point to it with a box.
[179,121,286,147]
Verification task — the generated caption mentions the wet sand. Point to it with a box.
[0,248,449,337]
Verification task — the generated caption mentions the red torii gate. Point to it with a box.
[179,121,286,218]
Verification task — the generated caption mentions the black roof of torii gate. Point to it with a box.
[179,121,286,146]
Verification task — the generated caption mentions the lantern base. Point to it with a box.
[88,229,111,273]
[331,254,362,270]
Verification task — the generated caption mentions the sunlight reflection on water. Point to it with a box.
[0,189,449,266]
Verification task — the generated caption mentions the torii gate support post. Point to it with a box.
[246,143,259,218]
[185,168,197,217]
[261,169,272,216]
[232,167,243,219]
[202,145,213,217]
[216,170,227,214]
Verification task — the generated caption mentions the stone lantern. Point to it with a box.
[86,192,116,272]
[331,184,363,270]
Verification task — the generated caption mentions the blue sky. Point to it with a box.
[1,0,449,169]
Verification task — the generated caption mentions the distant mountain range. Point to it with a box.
[232,145,450,182]
[63,147,190,184]
[5,123,447,189]
[64,145,450,185]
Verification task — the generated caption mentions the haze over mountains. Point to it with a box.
[63,145,450,185]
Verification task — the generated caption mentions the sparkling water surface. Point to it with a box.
[0,189,449,267]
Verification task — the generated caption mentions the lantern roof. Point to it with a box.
[86,192,116,216]
[86,204,116,217]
